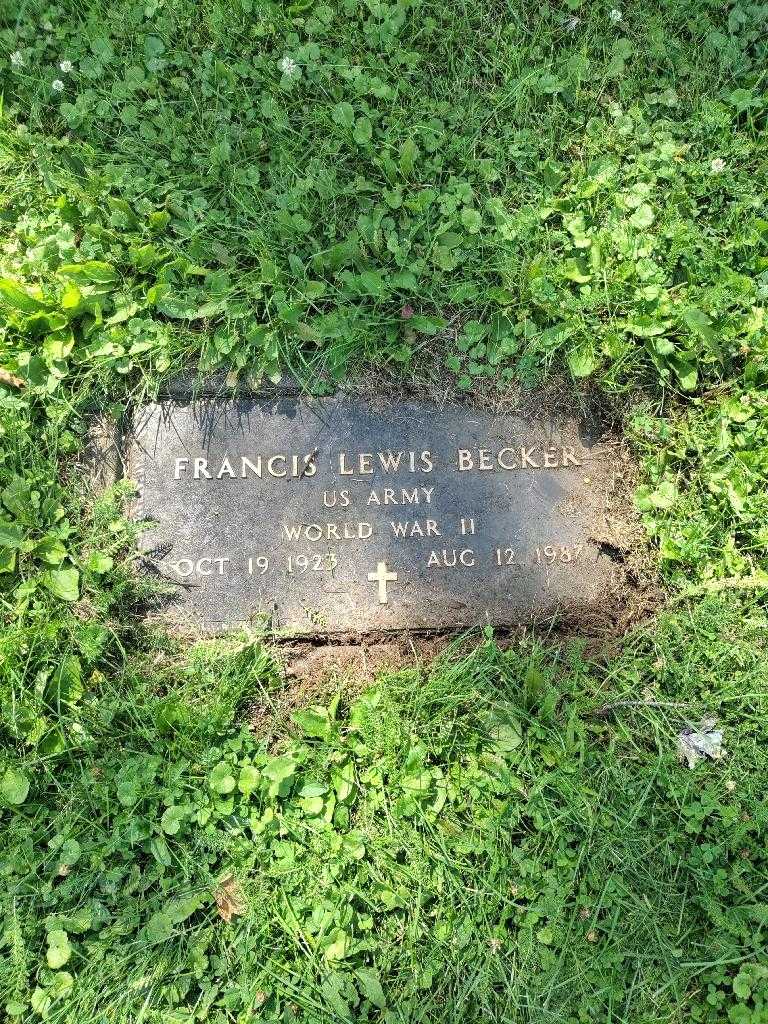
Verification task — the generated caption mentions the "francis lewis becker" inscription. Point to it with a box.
[130,397,618,634]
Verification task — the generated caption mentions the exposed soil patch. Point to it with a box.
[246,636,436,736]
[247,631,505,736]
[282,632,462,684]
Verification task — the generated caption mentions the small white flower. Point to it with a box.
[59,59,74,73]
[609,8,623,21]
[52,78,64,92]
[710,157,727,173]
[279,55,298,77]
[10,50,24,68]
[565,15,580,31]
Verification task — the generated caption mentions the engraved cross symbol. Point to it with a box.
[368,561,398,605]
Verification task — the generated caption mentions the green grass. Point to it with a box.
[2,599,768,1023]
[1,0,766,391]
[1,0,768,1021]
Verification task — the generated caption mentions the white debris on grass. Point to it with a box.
[677,717,726,768]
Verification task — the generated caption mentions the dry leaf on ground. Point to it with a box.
[0,368,25,389]
[214,874,245,922]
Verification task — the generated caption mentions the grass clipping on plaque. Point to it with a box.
[2,606,768,1023]
[1,0,768,1021]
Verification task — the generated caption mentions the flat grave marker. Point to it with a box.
[129,396,623,634]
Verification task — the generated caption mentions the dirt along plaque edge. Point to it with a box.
[127,395,631,636]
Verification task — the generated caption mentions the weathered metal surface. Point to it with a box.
[129,397,618,634]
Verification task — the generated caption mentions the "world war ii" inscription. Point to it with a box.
[129,397,620,634]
